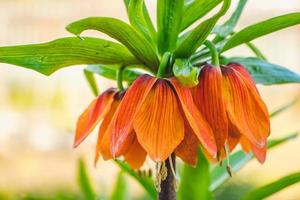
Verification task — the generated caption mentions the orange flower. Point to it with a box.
[75,74,217,168]
[193,63,270,163]
[74,88,146,169]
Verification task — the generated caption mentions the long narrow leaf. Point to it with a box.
[115,160,156,199]
[84,70,99,96]
[213,0,248,37]
[0,37,139,75]
[181,0,223,31]
[226,57,300,85]
[77,158,96,200]
[85,65,143,83]
[210,132,299,191]
[242,172,300,200]
[110,172,129,200]
[178,149,213,200]
[66,17,159,71]
[270,98,298,118]
[157,0,184,53]
[222,13,300,51]
[175,0,231,58]
[128,0,156,42]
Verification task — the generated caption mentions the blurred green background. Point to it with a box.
[0,0,300,199]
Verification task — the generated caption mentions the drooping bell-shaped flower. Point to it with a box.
[193,63,270,163]
[74,74,218,168]
[74,88,147,169]
[110,74,216,166]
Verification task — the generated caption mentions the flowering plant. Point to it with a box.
[1,0,300,199]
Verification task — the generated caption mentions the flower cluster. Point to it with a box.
[75,63,270,169]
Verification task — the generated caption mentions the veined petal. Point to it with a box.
[175,121,199,166]
[74,88,116,147]
[94,99,120,165]
[124,136,147,169]
[169,78,217,156]
[240,136,266,163]
[111,75,156,157]
[228,62,256,86]
[222,67,270,148]
[193,65,228,152]
[133,80,185,161]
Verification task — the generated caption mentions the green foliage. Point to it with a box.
[181,0,223,31]
[178,149,213,200]
[77,158,96,200]
[84,70,99,96]
[213,0,248,38]
[110,172,129,200]
[175,0,231,58]
[270,98,298,118]
[225,57,300,85]
[66,17,159,71]
[115,161,157,199]
[242,172,300,200]
[173,59,199,87]
[128,0,156,42]
[210,132,299,191]
[85,65,143,84]
[222,13,300,51]
[157,0,184,53]
[0,37,138,75]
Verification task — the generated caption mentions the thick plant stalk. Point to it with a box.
[158,153,176,200]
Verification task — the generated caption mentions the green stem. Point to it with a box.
[204,40,220,66]
[157,52,172,78]
[117,66,124,91]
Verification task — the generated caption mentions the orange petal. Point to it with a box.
[222,67,270,148]
[133,80,185,161]
[111,75,156,157]
[227,62,256,86]
[175,121,199,166]
[169,78,217,156]
[251,140,267,164]
[193,65,228,152]
[240,136,266,163]
[74,88,116,147]
[124,136,147,169]
[94,98,120,165]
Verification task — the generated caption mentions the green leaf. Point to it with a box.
[245,42,267,60]
[175,0,231,58]
[210,132,299,191]
[77,158,96,200]
[85,65,143,83]
[242,172,300,200]
[225,57,300,85]
[157,0,184,53]
[173,59,199,87]
[84,69,99,96]
[270,98,298,118]
[66,17,159,71]
[115,160,156,199]
[213,0,248,37]
[181,0,223,31]
[0,37,139,76]
[222,13,300,51]
[110,172,129,200]
[128,0,156,42]
[178,148,213,200]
